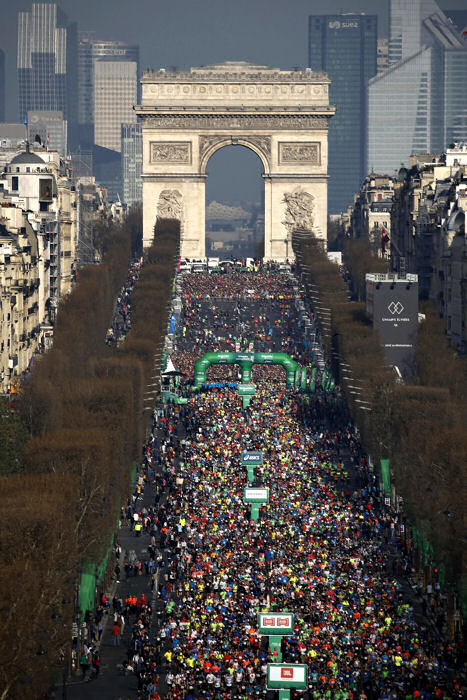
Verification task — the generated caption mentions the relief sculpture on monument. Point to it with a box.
[282,189,315,234]
[279,142,320,165]
[157,190,183,220]
[151,142,192,163]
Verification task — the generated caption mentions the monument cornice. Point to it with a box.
[136,113,333,130]
[136,106,335,115]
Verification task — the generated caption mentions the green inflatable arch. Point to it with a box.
[192,351,299,390]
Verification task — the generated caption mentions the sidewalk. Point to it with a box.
[67,479,158,700]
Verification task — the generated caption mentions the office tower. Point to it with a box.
[94,60,137,152]
[78,37,139,145]
[121,122,142,205]
[17,3,77,146]
[368,1,467,174]
[309,14,377,214]
[388,0,442,65]
[0,49,5,122]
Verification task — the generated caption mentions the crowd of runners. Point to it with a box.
[106,268,462,700]
[106,259,143,345]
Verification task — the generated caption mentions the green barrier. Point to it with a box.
[79,559,96,620]
[251,503,260,521]
[309,367,317,392]
[130,461,138,487]
[269,635,283,662]
[380,459,391,496]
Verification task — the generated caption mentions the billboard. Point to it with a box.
[267,664,308,689]
[243,487,269,503]
[366,276,418,376]
[241,451,263,465]
[258,613,294,635]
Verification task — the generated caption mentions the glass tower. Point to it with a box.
[78,37,139,145]
[0,49,5,122]
[94,60,137,153]
[368,0,467,175]
[17,3,77,135]
[121,122,142,205]
[309,14,377,214]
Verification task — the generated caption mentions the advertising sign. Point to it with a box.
[236,353,254,362]
[366,275,418,377]
[237,383,256,396]
[243,487,269,503]
[267,664,308,689]
[241,451,263,465]
[259,613,294,635]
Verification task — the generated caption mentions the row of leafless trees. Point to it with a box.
[0,217,179,698]
[293,234,466,604]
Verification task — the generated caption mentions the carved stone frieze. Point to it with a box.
[282,188,314,234]
[279,142,321,165]
[157,189,183,220]
[143,83,327,99]
[141,114,329,130]
[150,141,192,164]
[199,135,271,163]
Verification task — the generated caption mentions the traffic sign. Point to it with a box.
[267,663,307,690]
[243,487,269,503]
[241,451,263,465]
[259,612,294,635]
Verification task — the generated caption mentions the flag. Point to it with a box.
[45,133,50,147]
[24,114,28,126]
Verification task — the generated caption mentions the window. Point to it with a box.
[12,176,18,191]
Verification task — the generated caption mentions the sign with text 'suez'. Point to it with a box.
[241,451,263,465]
[258,612,294,635]
[267,663,308,689]
[243,487,269,503]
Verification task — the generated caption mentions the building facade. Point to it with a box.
[0,215,41,394]
[17,3,77,147]
[309,14,377,214]
[350,174,394,258]
[78,37,139,145]
[390,145,467,348]
[368,0,467,175]
[94,60,138,153]
[27,110,67,155]
[121,122,142,206]
[0,49,5,123]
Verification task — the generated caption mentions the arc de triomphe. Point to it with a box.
[136,62,335,260]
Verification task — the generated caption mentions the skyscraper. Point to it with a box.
[77,37,139,145]
[0,49,5,122]
[368,0,467,174]
[121,122,142,205]
[17,3,77,146]
[93,59,137,152]
[309,14,377,214]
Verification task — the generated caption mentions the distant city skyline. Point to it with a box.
[1,0,466,204]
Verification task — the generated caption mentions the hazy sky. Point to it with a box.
[1,0,465,202]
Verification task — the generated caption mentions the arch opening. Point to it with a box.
[205,144,265,261]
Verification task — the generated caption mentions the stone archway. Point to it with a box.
[136,61,335,260]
